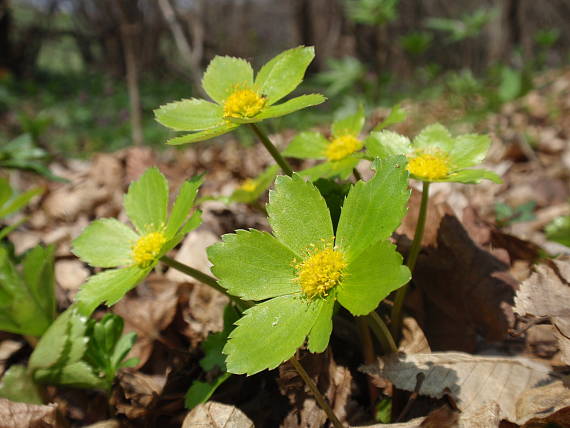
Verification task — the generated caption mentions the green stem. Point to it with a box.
[390,181,430,338]
[289,356,345,428]
[249,123,293,176]
[160,255,251,309]
[367,311,398,354]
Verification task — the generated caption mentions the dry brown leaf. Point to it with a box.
[516,381,570,426]
[54,260,89,294]
[399,317,431,354]
[166,228,219,283]
[182,402,254,428]
[111,371,165,419]
[0,398,63,428]
[514,257,570,364]
[375,352,552,423]
[83,421,120,428]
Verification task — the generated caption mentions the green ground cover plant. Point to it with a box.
[0,45,502,425]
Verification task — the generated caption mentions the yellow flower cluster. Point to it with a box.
[407,151,450,180]
[294,242,347,299]
[326,135,363,161]
[223,89,267,119]
[132,231,167,267]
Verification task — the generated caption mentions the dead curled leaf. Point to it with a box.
[370,352,554,424]
[0,398,64,428]
[182,402,254,428]
[514,257,570,364]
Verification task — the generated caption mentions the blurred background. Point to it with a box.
[1,0,569,157]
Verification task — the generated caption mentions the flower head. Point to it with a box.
[365,123,502,184]
[154,46,326,146]
[72,168,202,316]
[207,157,411,375]
[282,107,366,180]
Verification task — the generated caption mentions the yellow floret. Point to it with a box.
[223,88,266,119]
[239,178,257,193]
[294,242,347,299]
[132,231,167,267]
[407,151,450,180]
[325,135,363,161]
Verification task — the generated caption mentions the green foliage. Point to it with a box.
[208,158,411,375]
[495,201,536,228]
[426,8,496,43]
[155,46,325,145]
[0,134,62,181]
[83,314,139,386]
[399,32,433,56]
[0,245,56,337]
[366,123,502,183]
[29,309,136,391]
[344,0,399,26]
[72,168,202,315]
[0,177,43,222]
[185,305,239,409]
[0,365,43,404]
[545,215,570,247]
[229,165,279,204]
[314,57,367,98]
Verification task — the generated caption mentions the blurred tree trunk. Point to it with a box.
[157,0,205,96]
[0,0,12,71]
[114,0,143,147]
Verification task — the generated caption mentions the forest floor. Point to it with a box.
[1,67,570,428]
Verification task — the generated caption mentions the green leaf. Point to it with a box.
[365,131,411,159]
[154,99,224,131]
[167,210,202,251]
[331,106,365,137]
[413,123,454,153]
[336,156,410,261]
[299,158,359,181]
[255,46,315,105]
[307,296,335,353]
[22,245,56,323]
[224,295,322,375]
[75,267,147,316]
[338,240,410,316]
[267,175,333,256]
[0,365,43,404]
[166,123,239,145]
[208,229,298,301]
[444,168,502,184]
[372,103,407,131]
[29,308,88,371]
[0,187,43,219]
[185,373,231,410]
[231,165,278,204]
[0,178,13,207]
[448,134,491,169]
[165,177,202,239]
[72,219,137,268]
[124,167,169,234]
[282,131,328,160]
[546,215,570,247]
[35,361,106,390]
[247,94,325,122]
[202,56,254,104]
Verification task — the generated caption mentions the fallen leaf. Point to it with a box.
[165,228,219,283]
[55,260,89,294]
[373,352,553,424]
[111,370,165,419]
[514,257,570,364]
[399,317,431,355]
[182,402,253,428]
[516,381,570,426]
[0,398,63,428]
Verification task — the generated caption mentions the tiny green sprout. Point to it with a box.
[72,167,202,316]
[365,123,502,184]
[282,106,366,180]
[154,46,326,145]
[207,156,411,375]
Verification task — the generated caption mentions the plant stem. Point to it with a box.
[367,311,397,354]
[160,255,251,309]
[390,181,430,338]
[248,123,293,176]
[356,317,378,404]
[289,356,345,428]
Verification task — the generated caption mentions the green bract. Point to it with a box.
[207,156,411,375]
[283,107,366,180]
[365,123,502,184]
[154,46,326,145]
[72,167,202,315]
